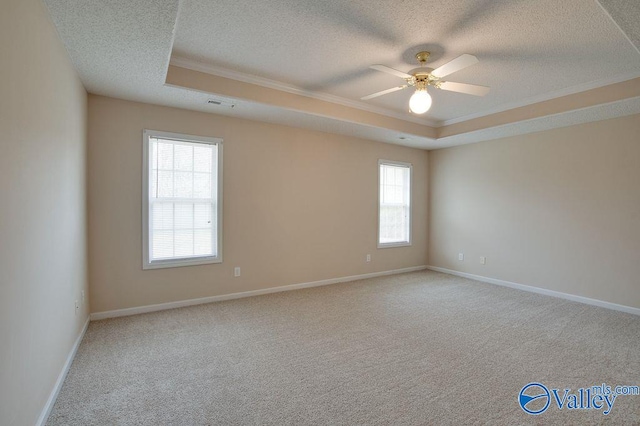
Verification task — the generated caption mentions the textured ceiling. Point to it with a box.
[173,0,640,122]
[43,0,640,149]
[43,0,179,102]
[597,0,640,54]
[42,0,434,147]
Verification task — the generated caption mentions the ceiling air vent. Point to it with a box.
[206,98,235,108]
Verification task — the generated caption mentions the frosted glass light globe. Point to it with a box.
[409,89,432,114]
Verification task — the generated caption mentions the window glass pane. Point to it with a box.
[194,173,211,199]
[152,202,173,230]
[153,230,174,259]
[174,144,193,171]
[194,203,211,228]
[175,230,194,257]
[150,170,157,198]
[147,134,220,265]
[157,171,173,198]
[379,163,411,245]
[151,141,158,170]
[194,146,212,172]
[194,229,212,256]
[157,142,173,169]
[174,203,194,230]
[174,171,193,198]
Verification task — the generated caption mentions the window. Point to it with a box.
[378,160,411,247]
[142,130,222,269]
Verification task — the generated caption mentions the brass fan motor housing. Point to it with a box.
[405,52,443,90]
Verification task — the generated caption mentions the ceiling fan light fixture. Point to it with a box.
[363,51,488,114]
[409,89,432,114]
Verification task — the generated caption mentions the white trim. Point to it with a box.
[426,266,640,316]
[169,56,441,127]
[377,160,412,248]
[142,129,223,270]
[441,71,640,126]
[37,317,90,426]
[378,241,412,249]
[433,95,640,148]
[90,265,428,320]
[171,56,640,130]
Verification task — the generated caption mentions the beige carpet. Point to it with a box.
[48,271,640,425]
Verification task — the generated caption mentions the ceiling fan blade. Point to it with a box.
[431,54,479,78]
[439,81,490,96]
[361,85,408,100]
[370,65,412,79]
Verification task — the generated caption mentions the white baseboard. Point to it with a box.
[90,265,428,321]
[37,316,90,426]
[426,266,640,316]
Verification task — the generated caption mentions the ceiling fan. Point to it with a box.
[362,51,490,114]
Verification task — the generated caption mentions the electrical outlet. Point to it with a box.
[458,253,464,261]
[234,267,241,277]
[75,300,79,315]
[366,254,371,263]
[81,290,85,303]
[480,256,486,265]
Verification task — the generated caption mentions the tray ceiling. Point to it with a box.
[44,0,640,149]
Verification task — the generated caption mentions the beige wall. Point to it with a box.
[0,0,89,424]
[87,95,429,313]
[429,114,640,309]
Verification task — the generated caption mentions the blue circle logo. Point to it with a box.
[519,382,550,415]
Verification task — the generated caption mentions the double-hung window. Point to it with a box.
[142,130,223,269]
[378,160,412,247]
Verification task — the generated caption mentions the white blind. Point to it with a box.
[148,137,218,261]
[379,162,411,245]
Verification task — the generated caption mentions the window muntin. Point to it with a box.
[378,160,411,247]
[143,130,222,269]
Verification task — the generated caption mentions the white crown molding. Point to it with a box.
[434,95,640,148]
[90,265,427,320]
[37,317,90,426]
[171,56,640,134]
[442,70,640,126]
[427,266,640,316]
[169,56,441,127]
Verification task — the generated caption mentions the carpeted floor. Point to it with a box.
[48,271,640,425]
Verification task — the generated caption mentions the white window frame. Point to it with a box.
[378,159,412,249]
[142,129,223,270]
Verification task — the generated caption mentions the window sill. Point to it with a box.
[378,241,412,249]
[143,256,222,270]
